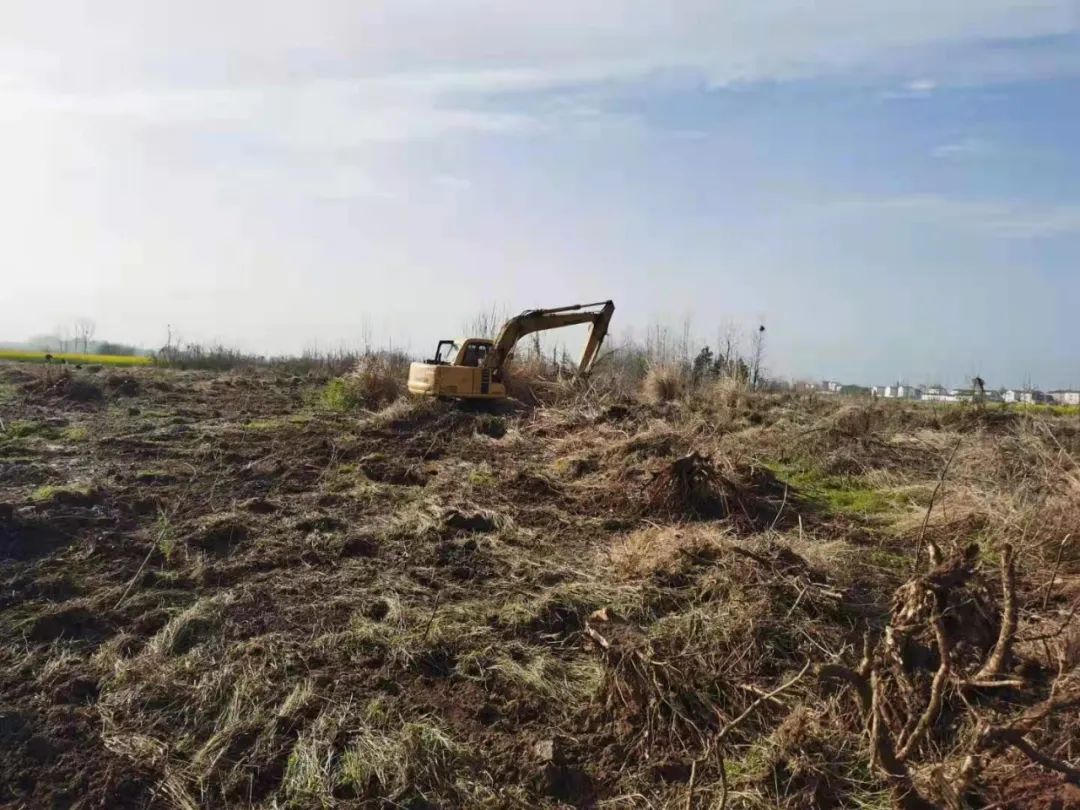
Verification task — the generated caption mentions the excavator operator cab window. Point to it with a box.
[433,340,458,365]
[460,342,489,367]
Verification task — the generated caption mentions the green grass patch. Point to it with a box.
[60,425,90,442]
[134,468,174,482]
[0,350,151,366]
[244,419,284,431]
[320,378,358,412]
[467,465,496,488]
[1012,403,1080,417]
[770,463,904,517]
[860,548,911,573]
[4,420,55,439]
[30,483,97,503]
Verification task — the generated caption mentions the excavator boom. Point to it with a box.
[487,300,615,374]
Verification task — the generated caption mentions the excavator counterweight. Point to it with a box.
[407,300,614,400]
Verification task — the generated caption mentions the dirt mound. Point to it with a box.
[438,507,497,535]
[644,452,734,518]
[0,508,69,561]
[643,453,793,529]
[23,370,104,404]
[26,604,113,643]
[185,514,251,555]
[939,404,1021,434]
[359,455,429,486]
[104,373,141,397]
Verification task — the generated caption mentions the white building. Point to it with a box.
[1049,390,1080,405]
[822,380,843,393]
[878,383,922,400]
[1019,390,1050,404]
[1003,389,1018,404]
[922,386,956,403]
[897,384,923,400]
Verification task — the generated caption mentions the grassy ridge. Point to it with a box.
[0,350,151,366]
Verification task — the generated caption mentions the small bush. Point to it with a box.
[322,354,405,411]
[642,364,685,404]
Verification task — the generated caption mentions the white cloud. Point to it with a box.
[833,195,1080,239]
[0,2,1075,151]
[880,78,939,100]
[3,1,1075,87]
[931,137,996,158]
[1,1,1078,351]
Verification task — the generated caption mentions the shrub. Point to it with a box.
[642,364,685,404]
[322,353,406,411]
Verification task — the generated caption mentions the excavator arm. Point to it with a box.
[485,300,615,374]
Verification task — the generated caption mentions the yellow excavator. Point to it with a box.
[407,300,615,400]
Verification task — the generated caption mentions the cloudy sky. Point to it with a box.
[2,1,1078,387]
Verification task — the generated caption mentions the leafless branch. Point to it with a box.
[914,437,962,572]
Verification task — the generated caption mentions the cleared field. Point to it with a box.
[1,363,1078,809]
[0,350,151,366]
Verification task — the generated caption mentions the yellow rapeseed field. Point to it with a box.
[0,350,151,366]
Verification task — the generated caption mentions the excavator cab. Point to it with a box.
[408,300,614,401]
[411,338,504,398]
[428,339,492,367]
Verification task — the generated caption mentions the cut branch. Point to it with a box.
[975,544,1016,682]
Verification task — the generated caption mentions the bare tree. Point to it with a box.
[463,303,511,340]
[750,324,766,389]
[73,318,96,353]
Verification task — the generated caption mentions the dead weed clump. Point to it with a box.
[642,363,685,405]
[642,453,792,528]
[585,540,844,763]
[609,524,725,580]
[644,452,735,519]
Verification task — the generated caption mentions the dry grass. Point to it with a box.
[608,524,727,579]
[642,363,685,404]
[4,364,1079,810]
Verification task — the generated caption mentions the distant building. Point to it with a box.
[878,383,922,400]
[950,388,975,403]
[897,384,923,400]
[822,380,843,393]
[1049,390,1080,405]
[1019,390,1050,404]
[922,386,955,403]
[1003,389,1019,404]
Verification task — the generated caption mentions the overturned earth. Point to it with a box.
[1,364,1078,809]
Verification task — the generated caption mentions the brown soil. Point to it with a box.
[1,364,1077,809]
